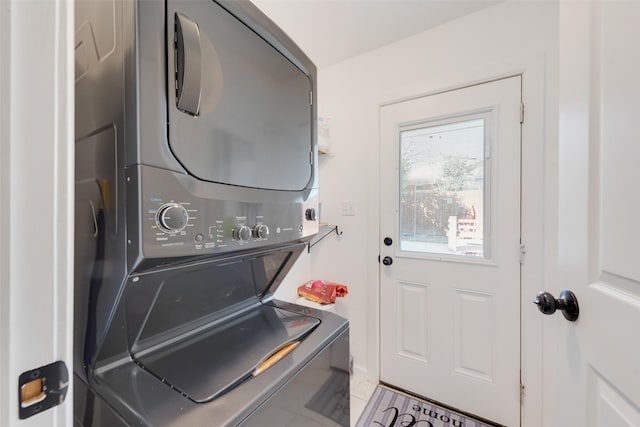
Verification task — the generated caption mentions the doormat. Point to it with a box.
[355,385,500,427]
[305,370,350,426]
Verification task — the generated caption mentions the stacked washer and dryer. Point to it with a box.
[74,1,349,425]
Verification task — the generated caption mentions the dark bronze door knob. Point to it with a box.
[533,290,579,321]
[382,256,393,266]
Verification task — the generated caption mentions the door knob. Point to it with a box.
[533,290,579,321]
[382,256,393,266]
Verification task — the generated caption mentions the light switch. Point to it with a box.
[341,201,355,216]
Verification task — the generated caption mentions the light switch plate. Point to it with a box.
[341,201,355,216]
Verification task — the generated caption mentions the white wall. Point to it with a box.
[277,0,559,391]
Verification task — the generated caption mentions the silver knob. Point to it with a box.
[156,203,189,233]
[233,225,252,242]
[253,224,269,239]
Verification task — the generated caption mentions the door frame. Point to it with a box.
[0,1,74,425]
[370,57,547,426]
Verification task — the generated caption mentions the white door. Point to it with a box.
[379,76,522,426]
[549,2,640,425]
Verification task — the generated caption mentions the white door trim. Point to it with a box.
[370,56,547,427]
[0,1,74,425]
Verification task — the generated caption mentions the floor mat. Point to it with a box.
[355,384,499,427]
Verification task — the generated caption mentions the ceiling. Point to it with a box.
[251,0,502,68]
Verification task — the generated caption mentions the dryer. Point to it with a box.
[74,1,349,425]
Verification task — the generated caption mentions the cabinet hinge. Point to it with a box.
[519,244,526,264]
[520,383,525,405]
[520,103,525,124]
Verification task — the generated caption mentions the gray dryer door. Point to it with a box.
[166,1,313,191]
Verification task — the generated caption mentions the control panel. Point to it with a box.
[136,166,318,259]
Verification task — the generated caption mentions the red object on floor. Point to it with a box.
[297,280,348,305]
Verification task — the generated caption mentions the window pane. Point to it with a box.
[399,118,488,258]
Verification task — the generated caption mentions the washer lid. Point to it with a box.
[133,305,319,403]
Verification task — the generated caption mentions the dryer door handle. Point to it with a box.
[175,12,202,116]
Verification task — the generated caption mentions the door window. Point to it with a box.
[399,115,491,258]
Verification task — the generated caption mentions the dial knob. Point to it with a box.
[253,224,269,239]
[156,203,189,233]
[305,208,317,221]
[233,225,252,242]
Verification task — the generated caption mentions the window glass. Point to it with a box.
[399,117,489,258]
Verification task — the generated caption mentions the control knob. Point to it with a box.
[253,224,269,239]
[233,225,252,242]
[156,203,189,233]
[305,208,317,221]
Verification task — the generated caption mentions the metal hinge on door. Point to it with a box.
[520,103,525,124]
[520,244,526,264]
[520,383,525,405]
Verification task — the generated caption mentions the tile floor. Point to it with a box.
[349,377,377,426]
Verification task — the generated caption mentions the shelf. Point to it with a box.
[307,225,342,253]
